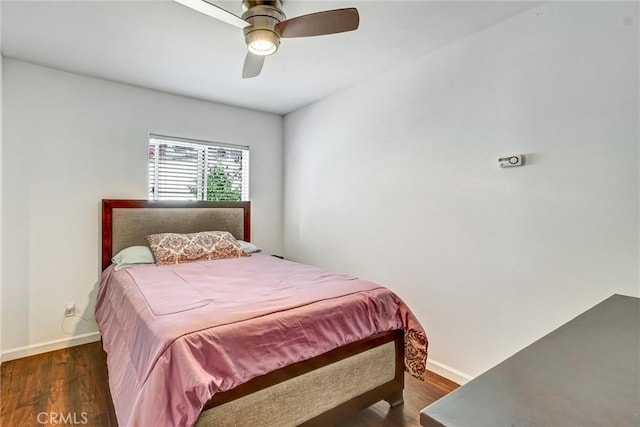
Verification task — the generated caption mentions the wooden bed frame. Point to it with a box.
[101,199,405,426]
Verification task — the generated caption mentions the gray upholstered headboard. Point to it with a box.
[102,199,250,270]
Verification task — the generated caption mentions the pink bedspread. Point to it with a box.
[95,253,428,426]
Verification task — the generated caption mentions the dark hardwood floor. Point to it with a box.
[1,342,116,427]
[334,372,458,427]
[1,342,458,426]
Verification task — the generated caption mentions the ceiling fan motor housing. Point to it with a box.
[241,0,285,55]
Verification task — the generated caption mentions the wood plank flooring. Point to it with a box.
[1,342,458,426]
[1,342,116,427]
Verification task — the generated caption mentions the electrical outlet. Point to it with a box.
[64,303,75,317]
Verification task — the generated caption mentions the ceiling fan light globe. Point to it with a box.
[248,40,277,55]
[245,29,280,56]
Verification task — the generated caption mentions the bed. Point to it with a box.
[97,199,428,426]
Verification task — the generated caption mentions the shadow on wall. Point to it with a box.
[62,200,105,341]
[63,279,100,338]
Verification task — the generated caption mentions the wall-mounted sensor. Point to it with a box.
[498,155,524,168]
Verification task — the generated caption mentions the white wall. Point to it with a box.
[1,59,283,356]
[0,3,4,361]
[283,1,639,381]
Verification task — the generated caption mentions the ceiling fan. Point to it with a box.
[175,0,360,78]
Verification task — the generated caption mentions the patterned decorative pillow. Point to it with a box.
[146,231,247,265]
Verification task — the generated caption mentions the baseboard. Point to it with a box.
[1,332,101,362]
[427,359,473,385]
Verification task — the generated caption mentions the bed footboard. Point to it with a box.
[195,330,404,427]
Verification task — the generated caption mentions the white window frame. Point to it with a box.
[148,134,250,201]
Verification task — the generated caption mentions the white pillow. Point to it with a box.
[239,240,262,254]
[112,246,155,270]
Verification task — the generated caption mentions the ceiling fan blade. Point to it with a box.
[242,52,265,79]
[276,8,359,38]
[175,0,250,29]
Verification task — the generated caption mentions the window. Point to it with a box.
[148,135,249,201]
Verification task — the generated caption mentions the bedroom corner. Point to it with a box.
[0,0,4,366]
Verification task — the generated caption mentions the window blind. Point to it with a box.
[148,135,249,201]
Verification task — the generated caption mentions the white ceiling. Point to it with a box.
[1,0,541,114]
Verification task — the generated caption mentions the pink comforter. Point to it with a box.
[95,254,428,426]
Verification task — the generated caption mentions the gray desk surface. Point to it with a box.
[420,294,640,427]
